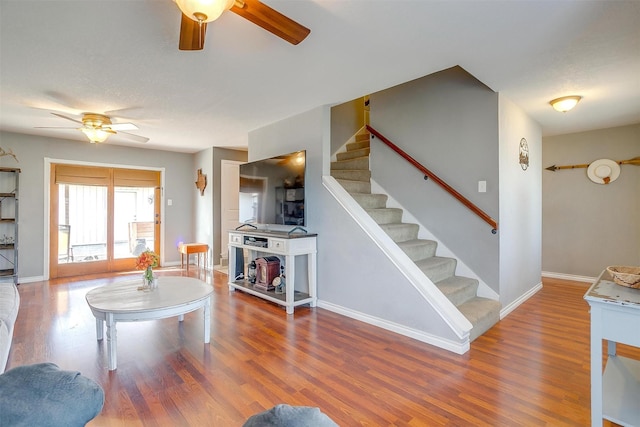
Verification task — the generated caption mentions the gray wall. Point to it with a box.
[249,106,461,343]
[0,131,194,280]
[542,123,640,277]
[369,66,501,290]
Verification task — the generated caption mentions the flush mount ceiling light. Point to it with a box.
[550,95,582,112]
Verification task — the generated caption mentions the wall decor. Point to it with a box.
[0,147,18,163]
[518,138,529,170]
[195,168,207,195]
[545,156,639,185]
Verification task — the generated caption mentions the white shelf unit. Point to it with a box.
[584,270,640,427]
[228,229,317,314]
[0,167,20,285]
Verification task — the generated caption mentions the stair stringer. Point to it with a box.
[370,179,500,301]
[323,175,473,346]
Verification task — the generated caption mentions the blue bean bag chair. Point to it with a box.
[0,362,104,427]
[243,404,338,427]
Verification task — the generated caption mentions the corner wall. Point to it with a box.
[498,95,542,307]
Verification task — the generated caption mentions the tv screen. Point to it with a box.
[239,150,306,227]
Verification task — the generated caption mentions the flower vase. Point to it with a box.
[143,267,157,290]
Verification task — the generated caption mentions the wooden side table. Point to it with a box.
[178,243,209,272]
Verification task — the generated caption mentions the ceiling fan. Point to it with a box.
[175,0,310,50]
[36,112,149,144]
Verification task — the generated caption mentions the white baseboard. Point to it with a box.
[500,282,542,319]
[542,271,596,283]
[317,300,470,355]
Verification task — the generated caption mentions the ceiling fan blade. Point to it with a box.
[179,13,207,50]
[51,112,83,124]
[108,123,138,131]
[117,131,149,143]
[230,0,310,45]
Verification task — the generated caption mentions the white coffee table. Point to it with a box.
[86,276,213,370]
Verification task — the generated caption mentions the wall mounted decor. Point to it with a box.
[195,168,207,195]
[519,138,529,170]
[545,156,639,185]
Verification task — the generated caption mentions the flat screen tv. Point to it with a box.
[239,150,306,227]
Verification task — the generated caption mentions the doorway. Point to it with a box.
[49,164,161,279]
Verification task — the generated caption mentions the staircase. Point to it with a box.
[330,130,501,342]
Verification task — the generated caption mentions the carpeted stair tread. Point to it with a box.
[330,169,371,182]
[380,222,419,242]
[434,276,479,306]
[397,239,437,261]
[415,256,457,283]
[331,157,369,171]
[336,178,371,194]
[347,139,370,151]
[337,147,370,161]
[457,297,501,342]
[366,207,403,225]
[351,193,388,209]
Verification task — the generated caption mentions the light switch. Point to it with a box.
[478,181,487,193]
[167,199,173,206]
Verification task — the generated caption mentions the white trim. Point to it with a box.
[323,175,472,340]
[500,281,543,319]
[542,271,596,283]
[317,300,469,355]
[43,158,166,279]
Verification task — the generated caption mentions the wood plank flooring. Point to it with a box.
[7,269,639,426]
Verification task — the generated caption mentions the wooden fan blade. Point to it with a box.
[179,13,207,50]
[118,131,149,143]
[51,112,83,124]
[230,0,310,45]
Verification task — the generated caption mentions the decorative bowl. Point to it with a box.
[606,266,640,289]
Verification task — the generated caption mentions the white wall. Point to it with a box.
[498,95,542,307]
[542,124,640,278]
[194,148,213,269]
[0,131,194,281]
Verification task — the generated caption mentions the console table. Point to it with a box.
[228,230,317,314]
[584,269,640,426]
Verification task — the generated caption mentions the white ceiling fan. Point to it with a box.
[36,112,149,144]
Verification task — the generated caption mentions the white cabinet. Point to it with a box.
[228,230,317,314]
[584,270,640,426]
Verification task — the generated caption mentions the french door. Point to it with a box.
[49,164,161,279]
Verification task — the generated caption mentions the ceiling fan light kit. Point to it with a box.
[175,0,237,23]
[549,95,582,112]
[176,0,310,50]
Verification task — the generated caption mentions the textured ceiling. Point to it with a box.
[1,0,639,153]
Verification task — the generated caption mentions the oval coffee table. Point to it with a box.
[86,276,213,370]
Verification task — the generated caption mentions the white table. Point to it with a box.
[584,270,640,427]
[86,276,213,370]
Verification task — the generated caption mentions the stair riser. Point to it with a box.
[366,208,403,225]
[330,169,371,182]
[331,157,369,171]
[418,258,457,283]
[380,223,419,243]
[352,193,388,209]
[347,140,370,152]
[338,179,371,194]
[337,148,370,161]
[436,280,479,306]
[398,241,437,261]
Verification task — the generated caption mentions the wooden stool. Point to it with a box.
[178,243,208,271]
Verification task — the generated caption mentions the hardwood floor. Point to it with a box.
[7,269,639,426]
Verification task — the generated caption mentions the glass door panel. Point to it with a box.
[113,187,156,259]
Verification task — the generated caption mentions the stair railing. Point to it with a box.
[366,125,498,234]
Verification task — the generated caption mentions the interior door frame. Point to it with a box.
[44,158,165,280]
[220,160,244,266]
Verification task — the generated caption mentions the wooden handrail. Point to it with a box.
[366,125,498,233]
